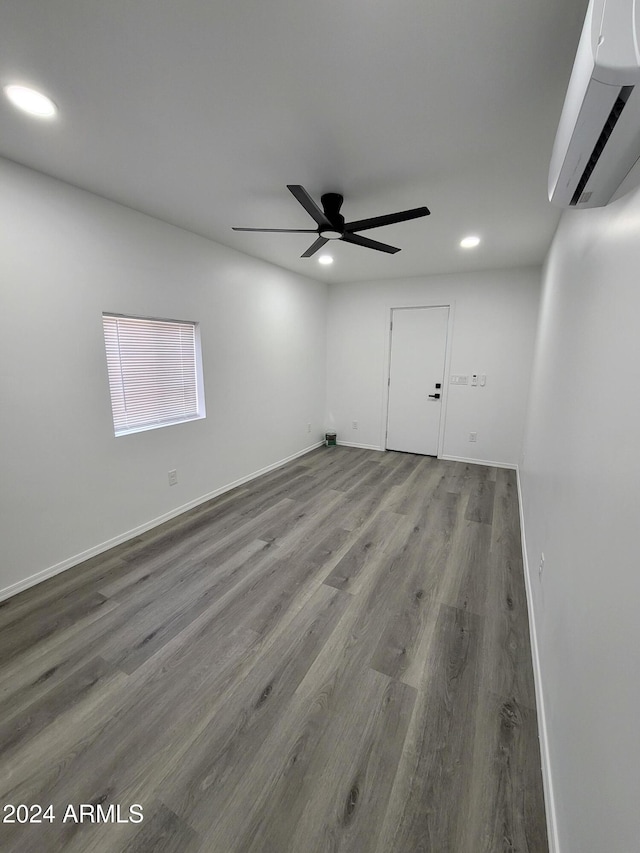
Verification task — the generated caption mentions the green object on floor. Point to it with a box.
[325,432,337,446]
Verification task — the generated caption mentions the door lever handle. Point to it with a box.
[428,393,441,399]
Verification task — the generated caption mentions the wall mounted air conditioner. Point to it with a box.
[549,0,640,208]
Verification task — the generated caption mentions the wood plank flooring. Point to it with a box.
[0,447,547,852]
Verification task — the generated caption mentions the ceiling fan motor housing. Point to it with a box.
[321,193,345,232]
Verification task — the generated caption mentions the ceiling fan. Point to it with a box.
[232,185,430,257]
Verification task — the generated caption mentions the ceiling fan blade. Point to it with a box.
[301,236,329,258]
[232,227,317,232]
[344,206,430,233]
[341,232,400,254]
[287,185,331,227]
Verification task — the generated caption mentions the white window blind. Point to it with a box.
[102,313,205,436]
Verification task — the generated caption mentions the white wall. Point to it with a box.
[521,189,640,852]
[0,158,327,597]
[326,269,541,466]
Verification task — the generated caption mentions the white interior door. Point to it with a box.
[386,306,449,456]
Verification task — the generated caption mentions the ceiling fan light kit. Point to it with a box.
[233,185,430,258]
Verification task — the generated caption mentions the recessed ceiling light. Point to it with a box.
[460,235,481,249]
[318,255,334,265]
[4,84,57,118]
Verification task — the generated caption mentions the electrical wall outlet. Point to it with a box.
[539,552,545,576]
[352,420,358,430]
[307,422,311,433]
[168,469,178,486]
[468,432,478,442]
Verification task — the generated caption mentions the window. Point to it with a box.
[102,313,205,436]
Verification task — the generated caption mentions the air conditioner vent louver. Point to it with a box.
[570,86,634,205]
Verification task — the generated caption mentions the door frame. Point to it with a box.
[382,302,455,457]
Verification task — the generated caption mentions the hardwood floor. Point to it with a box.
[0,447,547,852]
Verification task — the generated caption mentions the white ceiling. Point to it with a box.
[0,0,588,283]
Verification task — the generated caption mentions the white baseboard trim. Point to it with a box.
[439,453,517,469]
[334,448,518,466]
[516,466,560,853]
[0,441,324,604]
[336,441,385,452]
